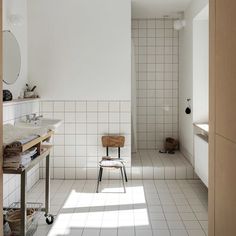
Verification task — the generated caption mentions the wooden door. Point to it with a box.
[209,0,236,235]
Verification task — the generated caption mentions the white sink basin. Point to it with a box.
[15,118,62,131]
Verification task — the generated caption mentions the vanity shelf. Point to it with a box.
[3,131,54,235]
[3,98,40,106]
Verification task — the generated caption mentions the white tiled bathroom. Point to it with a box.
[2,0,209,235]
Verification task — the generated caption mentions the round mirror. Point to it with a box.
[3,31,21,84]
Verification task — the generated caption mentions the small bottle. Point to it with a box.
[19,89,24,99]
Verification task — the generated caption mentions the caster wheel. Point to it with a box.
[46,214,54,225]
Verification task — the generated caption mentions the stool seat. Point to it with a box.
[99,159,124,168]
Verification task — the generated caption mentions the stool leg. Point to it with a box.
[96,167,102,193]
[120,168,126,193]
[100,168,103,181]
[123,165,128,182]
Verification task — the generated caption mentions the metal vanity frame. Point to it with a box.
[3,131,54,235]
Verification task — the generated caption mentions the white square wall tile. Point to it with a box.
[76,168,87,179]
[65,146,76,157]
[65,124,76,134]
[109,113,120,123]
[76,123,87,134]
[87,101,97,112]
[76,113,87,123]
[53,135,65,145]
[41,101,53,112]
[76,135,87,145]
[65,113,76,123]
[98,101,109,112]
[87,168,98,179]
[109,101,120,112]
[120,113,131,123]
[65,135,76,145]
[164,167,176,180]
[76,146,87,157]
[98,113,109,123]
[53,146,65,156]
[54,102,65,112]
[65,168,76,179]
[87,113,97,123]
[154,167,164,179]
[65,101,76,112]
[175,167,186,179]
[142,167,154,179]
[132,167,142,179]
[65,157,76,167]
[54,168,65,179]
[76,101,86,112]
[87,124,98,134]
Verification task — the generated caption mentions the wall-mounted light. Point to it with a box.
[174,12,186,31]
[8,14,24,26]
[174,19,186,30]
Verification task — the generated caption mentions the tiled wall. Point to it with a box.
[132,19,179,150]
[40,100,131,180]
[3,100,40,207]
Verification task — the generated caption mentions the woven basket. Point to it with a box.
[6,208,35,234]
[164,137,179,151]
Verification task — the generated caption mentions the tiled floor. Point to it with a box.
[131,150,195,179]
[31,179,208,236]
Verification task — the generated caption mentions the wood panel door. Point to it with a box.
[209,0,236,235]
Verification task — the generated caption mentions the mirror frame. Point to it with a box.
[3,30,21,85]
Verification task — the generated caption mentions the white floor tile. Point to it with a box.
[66,229,83,236]
[151,220,168,229]
[100,229,117,236]
[179,212,197,221]
[82,229,100,236]
[170,229,188,236]
[187,229,206,236]
[167,220,185,230]
[135,229,153,236]
[118,228,135,236]
[30,180,208,236]
[152,230,171,236]
[183,220,202,230]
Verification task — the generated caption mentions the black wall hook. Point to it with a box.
[185,98,191,114]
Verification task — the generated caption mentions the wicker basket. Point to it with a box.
[6,208,34,233]
[164,137,179,151]
[5,202,42,236]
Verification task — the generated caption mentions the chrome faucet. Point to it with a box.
[26,113,43,123]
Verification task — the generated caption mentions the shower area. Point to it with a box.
[132,18,179,150]
[131,18,194,179]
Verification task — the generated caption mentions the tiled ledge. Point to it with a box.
[131,150,196,180]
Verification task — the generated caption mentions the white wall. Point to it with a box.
[3,100,40,207]
[179,0,208,164]
[3,0,28,99]
[193,17,209,123]
[28,0,131,101]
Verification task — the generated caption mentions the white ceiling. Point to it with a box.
[132,0,192,18]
